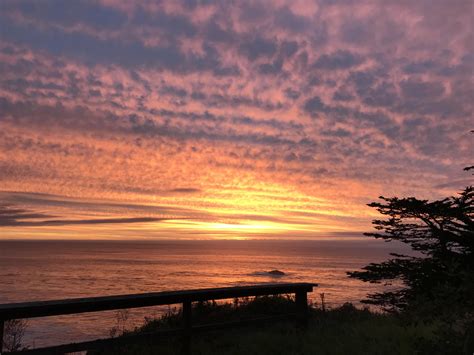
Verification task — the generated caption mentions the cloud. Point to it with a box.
[313,50,363,70]
[2,0,127,29]
[169,188,201,193]
[332,87,354,101]
[0,0,472,237]
[284,88,301,100]
[239,36,278,61]
[132,6,197,37]
[340,18,374,45]
[274,6,311,32]
[0,191,206,216]
[204,20,236,43]
[362,82,398,108]
[303,96,328,116]
[0,204,164,227]
[0,16,236,76]
[399,79,445,100]
[433,179,474,190]
[403,60,436,74]
[349,71,376,95]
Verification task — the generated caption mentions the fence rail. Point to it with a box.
[0,282,316,354]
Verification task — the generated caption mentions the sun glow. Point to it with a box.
[0,175,374,240]
[209,222,283,232]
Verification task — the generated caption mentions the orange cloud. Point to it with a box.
[0,0,472,239]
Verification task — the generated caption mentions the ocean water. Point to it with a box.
[0,239,406,348]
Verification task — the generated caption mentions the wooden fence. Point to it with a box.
[0,282,315,354]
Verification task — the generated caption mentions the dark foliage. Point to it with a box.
[90,297,436,355]
[348,149,473,353]
[348,186,473,312]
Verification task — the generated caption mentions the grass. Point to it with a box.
[88,296,459,355]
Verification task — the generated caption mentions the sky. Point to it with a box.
[0,0,472,240]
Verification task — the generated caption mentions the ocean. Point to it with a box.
[0,239,406,348]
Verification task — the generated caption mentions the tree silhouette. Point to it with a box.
[348,133,473,321]
[348,187,473,314]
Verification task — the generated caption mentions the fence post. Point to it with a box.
[295,290,308,327]
[182,301,192,355]
[0,319,4,355]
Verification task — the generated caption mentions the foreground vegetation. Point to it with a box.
[89,295,470,355]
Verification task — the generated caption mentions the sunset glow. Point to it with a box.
[0,0,472,240]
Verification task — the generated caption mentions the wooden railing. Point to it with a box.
[0,282,315,354]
